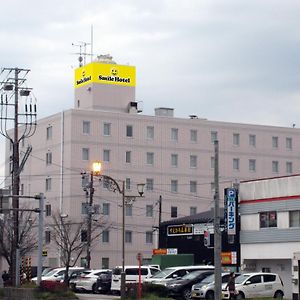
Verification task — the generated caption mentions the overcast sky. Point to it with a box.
[1,0,300,184]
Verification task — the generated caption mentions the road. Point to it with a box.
[76,293,120,300]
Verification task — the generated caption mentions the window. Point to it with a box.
[102,257,109,269]
[126,125,133,137]
[211,157,215,169]
[146,205,153,217]
[125,178,131,190]
[249,159,256,172]
[146,231,153,244]
[103,123,111,136]
[103,149,110,162]
[45,231,51,244]
[290,210,300,227]
[146,152,154,165]
[286,137,292,150]
[102,230,109,243]
[146,178,154,191]
[103,203,110,216]
[190,130,197,142]
[46,126,52,140]
[210,182,215,194]
[171,206,177,218]
[20,184,24,196]
[125,151,131,163]
[248,275,262,284]
[272,161,279,173]
[272,136,278,148]
[82,121,90,134]
[260,211,277,228]
[190,181,197,193]
[147,126,154,139]
[81,230,88,242]
[171,154,178,167]
[46,152,52,165]
[81,203,88,214]
[211,131,218,143]
[190,155,197,168]
[45,204,51,216]
[233,133,240,146]
[190,207,197,215]
[126,204,132,217]
[171,128,178,141]
[233,158,240,171]
[263,274,276,282]
[125,230,132,243]
[45,178,52,191]
[171,180,178,193]
[82,148,89,161]
[286,161,293,174]
[249,134,256,147]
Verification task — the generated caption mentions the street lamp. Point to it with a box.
[91,161,145,300]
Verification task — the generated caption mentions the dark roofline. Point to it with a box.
[161,208,225,226]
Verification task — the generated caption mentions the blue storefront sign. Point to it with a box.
[225,188,237,235]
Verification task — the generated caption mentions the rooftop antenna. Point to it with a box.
[72,41,92,67]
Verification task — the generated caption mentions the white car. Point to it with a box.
[31,267,84,283]
[191,272,240,299]
[71,269,110,293]
[221,272,284,299]
[144,265,214,286]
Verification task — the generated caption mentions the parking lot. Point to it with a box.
[76,293,119,300]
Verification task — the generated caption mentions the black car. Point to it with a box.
[166,270,214,300]
[96,270,112,294]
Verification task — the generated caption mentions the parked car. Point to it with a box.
[31,267,85,283]
[221,272,284,299]
[191,272,240,300]
[96,270,112,294]
[70,269,110,293]
[111,265,160,294]
[144,265,214,286]
[166,270,214,300]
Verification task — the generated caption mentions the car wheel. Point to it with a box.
[206,291,214,300]
[92,283,98,294]
[236,292,245,300]
[182,288,192,300]
[274,291,283,299]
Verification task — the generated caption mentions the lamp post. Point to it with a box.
[90,161,145,300]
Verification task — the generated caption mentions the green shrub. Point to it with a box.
[125,282,169,299]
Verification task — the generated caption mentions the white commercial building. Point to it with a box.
[4,55,300,271]
[240,175,300,300]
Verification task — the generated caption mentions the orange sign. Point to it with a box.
[221,251,237,265]
[152,249,167,255]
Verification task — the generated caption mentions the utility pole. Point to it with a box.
[214,140,222,300]
[0,68,37,286]
[86,171,94,269]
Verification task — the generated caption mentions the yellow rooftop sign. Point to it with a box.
[74,62,136,88]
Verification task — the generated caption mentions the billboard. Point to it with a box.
[224,188,238,235]
[74,62,136,88]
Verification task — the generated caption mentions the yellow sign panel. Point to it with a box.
[74,62,136,88]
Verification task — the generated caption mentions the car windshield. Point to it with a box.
[201,274,215,284]
[181,271,202,280]
[41,268,53,276]
[151,268,175,278]
[44,269,61,277]
[235,274,250,284]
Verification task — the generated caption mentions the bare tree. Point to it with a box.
[51,212,108,284]
[0,210,37,273]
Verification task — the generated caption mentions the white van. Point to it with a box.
[111,265,160,294]
[144,265,215,286]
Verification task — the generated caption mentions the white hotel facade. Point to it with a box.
[4,56,300,269]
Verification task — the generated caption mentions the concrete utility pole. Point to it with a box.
[0,67,37,286]
[214,140,222,300]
